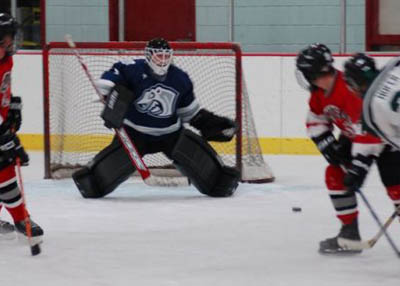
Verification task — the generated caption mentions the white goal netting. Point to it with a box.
[43,42,274,183]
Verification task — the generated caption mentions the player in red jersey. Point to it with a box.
[296,44,400,254]
[0,13,43,241]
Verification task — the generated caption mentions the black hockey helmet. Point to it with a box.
[145,37,173,77]
[296,43,334,89]
[0,13,19,56]
[344,53,378,93]
[0,13,18,38]
[146,37,171,50]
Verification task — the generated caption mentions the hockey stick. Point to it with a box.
[15,158,41,256]
[363,205,399,248]
[64,35,188,187]
[339,205,399,250]
[347,190,400,257]
[338,165,400,254]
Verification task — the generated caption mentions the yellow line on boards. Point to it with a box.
[258,138,319,154]
[18,134,320,155]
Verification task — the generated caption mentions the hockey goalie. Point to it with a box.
[72,38,240,198]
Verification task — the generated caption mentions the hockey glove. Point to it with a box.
[190,109,237,142]
[0,134,29,166]
[0,96,22,134]
[101,84,135,129]
[14,136,29,166]
[312,132,350,166]
[8,96,22,132]
[343,154,374,193]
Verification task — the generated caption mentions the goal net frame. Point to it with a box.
[42,41,274,183]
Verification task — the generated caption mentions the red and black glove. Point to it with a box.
[0,96,22,134]
[0,133,29,166]
[312,132,351,166]
[343,154,374,193]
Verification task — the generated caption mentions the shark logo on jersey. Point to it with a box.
[135,84,178,118]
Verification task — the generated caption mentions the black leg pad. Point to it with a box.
[72,166,102,198]
[212,166,240,197]
[72,138,135,198]
[172,129,239,197]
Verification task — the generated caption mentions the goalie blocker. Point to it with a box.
[72,129,240,198]
[101,84,135,129]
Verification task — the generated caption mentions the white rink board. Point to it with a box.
[11,52,396,139]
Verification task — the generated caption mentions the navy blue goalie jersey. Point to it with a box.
[96,59,200,138]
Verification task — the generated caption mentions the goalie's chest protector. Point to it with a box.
[0,56,13,123]
[120,61,195,136]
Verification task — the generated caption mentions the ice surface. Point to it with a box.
[0,152,399,286]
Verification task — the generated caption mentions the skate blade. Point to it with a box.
[319,248,362,255]
[319,238,363,255]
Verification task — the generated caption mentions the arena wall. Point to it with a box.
[12,52,393,154]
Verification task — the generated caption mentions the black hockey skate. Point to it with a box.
[0,219,16,240]
[14,218,44,244]
[319,218,362,255]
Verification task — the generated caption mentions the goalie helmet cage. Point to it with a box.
[43,41,274,183]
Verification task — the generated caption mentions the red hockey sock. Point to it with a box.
[6,203,27,223]
[387,185,400,202]
[337,211,358,225]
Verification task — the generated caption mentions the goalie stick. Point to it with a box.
[15,158,41,256]
[64,35,188,187]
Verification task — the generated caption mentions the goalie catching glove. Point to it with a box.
[190,109,237,142]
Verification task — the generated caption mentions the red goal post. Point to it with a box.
[43,41,274,183]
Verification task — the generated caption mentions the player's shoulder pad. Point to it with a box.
[111,58,146,78]
[113,58,143,70]
[168,65,193,89]
[119,58,137,66]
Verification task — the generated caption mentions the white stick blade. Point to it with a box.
[144,176,190,187]
[64,34,76,48]
[338,237,371,250]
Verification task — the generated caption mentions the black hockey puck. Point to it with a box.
[292,207,302,212]
[31,244,41,256]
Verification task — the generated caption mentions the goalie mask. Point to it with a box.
[295,43,334,90]
[145,38,173,77]
[344,53,378,94]
[0,13,19,57]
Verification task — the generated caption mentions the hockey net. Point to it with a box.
[43,42,274,183]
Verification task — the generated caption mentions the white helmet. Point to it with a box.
[145,38,173,76]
